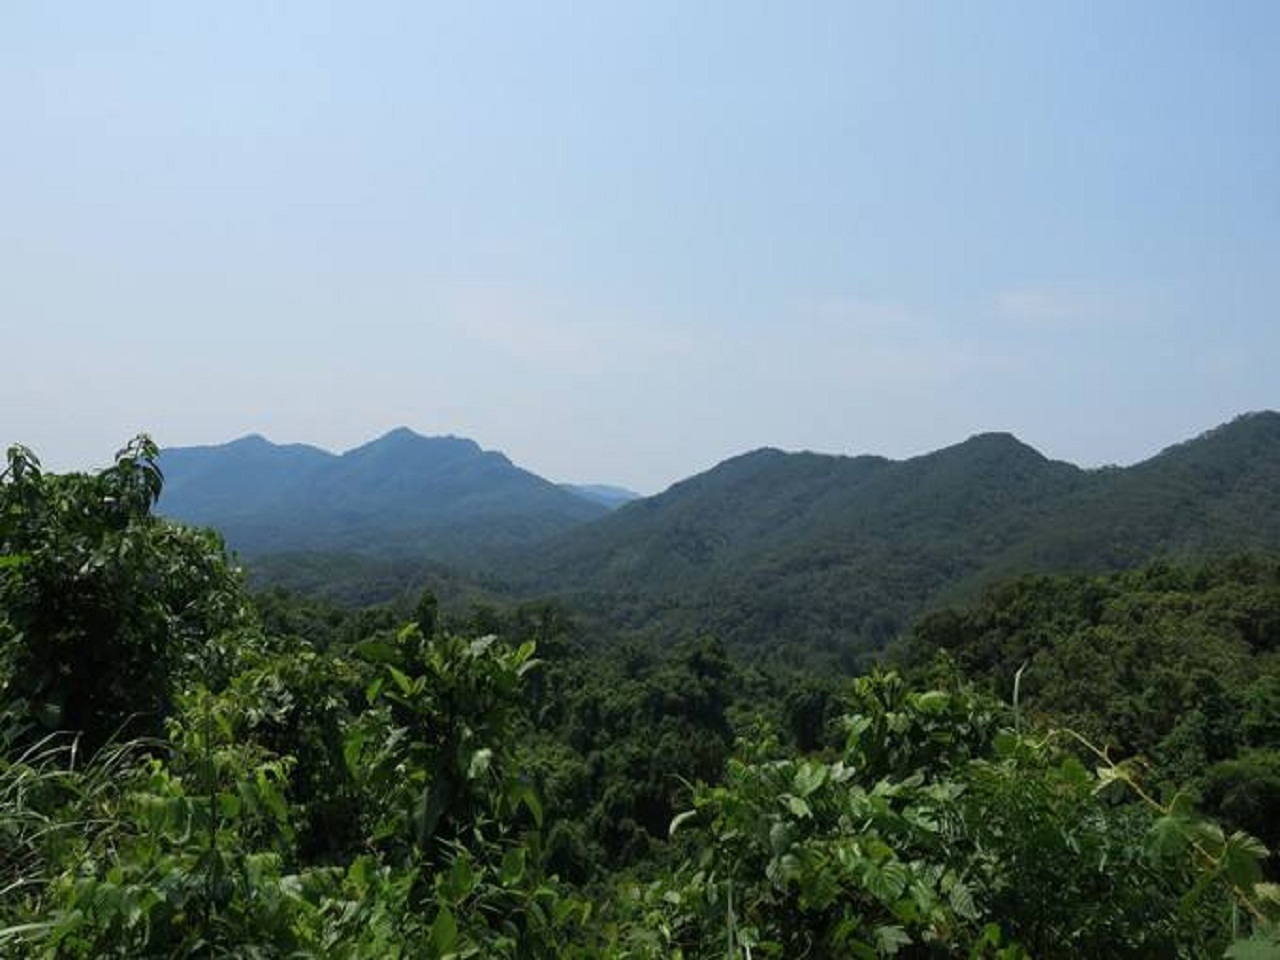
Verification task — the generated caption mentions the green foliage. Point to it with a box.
[899,556,1280,873]
[0,629,592,958]
[629,676,1277,958]
[1,438,246,749]
[5,440,1280,957]
[521,632,736,878]
[346,623,541,862]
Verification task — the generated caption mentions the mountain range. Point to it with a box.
[501,412,1280,659]
[158,429,609,563]
[159,412,1280,659]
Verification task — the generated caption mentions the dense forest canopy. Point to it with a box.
[3,438,1280,956]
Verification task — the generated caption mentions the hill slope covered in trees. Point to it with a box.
[505,412,1280,660]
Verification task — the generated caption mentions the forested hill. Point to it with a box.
[158,429,608,562]
[159,413,1280,660]
[505,411,1280,661]
[988,409,1280,574]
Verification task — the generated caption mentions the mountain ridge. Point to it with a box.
[158,428,608,563]
[498,411,1280,661]
[158,412,1280,661]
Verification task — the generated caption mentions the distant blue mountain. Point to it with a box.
[158,429,608,561]
[559,483,642,510]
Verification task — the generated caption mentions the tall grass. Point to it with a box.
[0,725,157,945]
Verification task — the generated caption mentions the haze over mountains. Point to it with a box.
[158,428,609,563]
[558,484,642,510]
[160,412,1280,658]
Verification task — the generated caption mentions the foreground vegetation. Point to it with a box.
[3,440,1280,956]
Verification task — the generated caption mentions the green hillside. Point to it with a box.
[505,412,1280,661]
[153,413,1280,667]
[897,555,1280,873]
[985,411,1280,575]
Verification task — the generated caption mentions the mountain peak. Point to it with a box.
[365,426,436,447]
[1199,409,1280,441]
[379,426,422,442]
[1148,409,1280,465]
[929,431,1050,468]
[220,433,275,449]
[158,428,605,559]
[348,429,482,457]
[720,447,789,468]
[193,434,333,460]
[959,430,1038,451]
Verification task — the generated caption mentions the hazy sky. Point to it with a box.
[3,3,1277,492]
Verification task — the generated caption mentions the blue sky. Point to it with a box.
[3,2,1277,492]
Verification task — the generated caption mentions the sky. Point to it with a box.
[2,2,1277,493]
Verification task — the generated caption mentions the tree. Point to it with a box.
[0,437,244,750]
